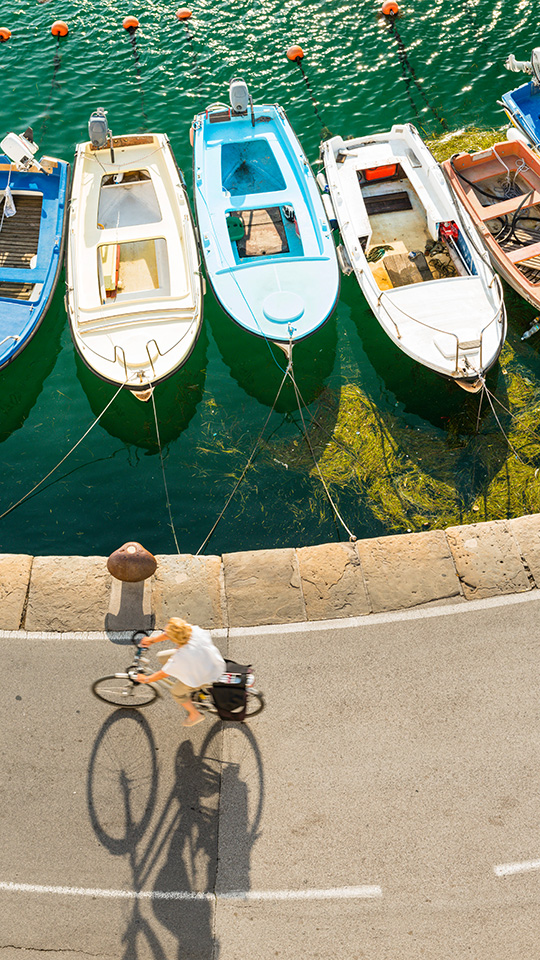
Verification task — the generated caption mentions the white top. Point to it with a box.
[162,626,226,687]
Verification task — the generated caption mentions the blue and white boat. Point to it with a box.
[501,47,540,146]
[0,128,69,370]
[192,79,339,355]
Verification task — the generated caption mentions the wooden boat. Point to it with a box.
[192,79,339,356]
[67,111,203,401]
[321,124,506,393]
[441,139,540,312]
[0,128,69,370]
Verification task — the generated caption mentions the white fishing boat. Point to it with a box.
[320,124,506,392]
[66,109,203,401]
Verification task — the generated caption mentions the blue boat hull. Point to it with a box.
[502,81,540,146]
[0,156,70,370]
[193,102,339,344]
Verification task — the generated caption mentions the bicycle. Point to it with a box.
[91,638,265,719]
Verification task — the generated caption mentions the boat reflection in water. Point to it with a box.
[75,323,208,452]
[0,283,65,446]
[209,299,338,414]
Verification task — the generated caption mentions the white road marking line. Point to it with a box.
[495,860,540,877]
[0,881,382,902]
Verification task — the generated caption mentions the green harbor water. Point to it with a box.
[0,0,539,556]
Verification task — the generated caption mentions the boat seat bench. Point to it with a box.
[479,190,540,221]
[506,240,540,264]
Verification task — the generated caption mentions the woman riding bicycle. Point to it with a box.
[135,618,226,727]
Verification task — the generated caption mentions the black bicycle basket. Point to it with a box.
[212,660,251,721]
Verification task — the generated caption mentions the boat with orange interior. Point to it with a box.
[441,140,540,311]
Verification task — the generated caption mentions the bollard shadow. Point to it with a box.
[105,579,155,636]
[87,709,264,959]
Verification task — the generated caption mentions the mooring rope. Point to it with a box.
[288,368,357,541]
[478,377,524,465]
[150,386,181,554]
[195,363,291,555]
[0,378,129,522]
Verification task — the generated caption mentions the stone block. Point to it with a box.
[355,530,461,613]
[223,548,305,627]
[296,542,370,620]
[0,554,33,630]
[152,554,224,630]
[446,520,530,600]
[25,556,110,632]
[508,514,540,586]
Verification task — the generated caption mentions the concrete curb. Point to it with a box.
[3,514,540,633]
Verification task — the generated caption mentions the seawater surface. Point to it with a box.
[0,0,539,556]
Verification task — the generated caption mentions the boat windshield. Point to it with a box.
[97,170,162,229]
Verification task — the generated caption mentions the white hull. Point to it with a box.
[321,124,506,390]
[66,133,203,398]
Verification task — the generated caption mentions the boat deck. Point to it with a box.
[365,183,458,291]
[0,194,42,270]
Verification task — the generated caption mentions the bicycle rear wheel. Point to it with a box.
[92,676,158,707]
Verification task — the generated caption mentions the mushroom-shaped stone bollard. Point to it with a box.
[107,542,157,582]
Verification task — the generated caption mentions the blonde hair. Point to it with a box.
[164,618,192,646]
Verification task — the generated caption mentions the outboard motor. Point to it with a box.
[88,107,110,149]
[505,47,540,87]
[229,78,249,115]
[0,129,40,170]
[532,47,540,84]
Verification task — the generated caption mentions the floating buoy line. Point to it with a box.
[380,3,448,132]
[41,23,69,138]
[286,45,332,139]
[176,8,199,78]
[123,17,148,123]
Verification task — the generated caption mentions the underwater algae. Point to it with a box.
[277,333,540,535]
[425,126,508,162]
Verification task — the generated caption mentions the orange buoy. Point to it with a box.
[286,44,304,61]
[51,20,68,37]
[123,15,140,30]
[0,27,11,41]
[176,8,192,19]
[381,0,399,14]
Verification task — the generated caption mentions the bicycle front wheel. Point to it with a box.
[245,690,265,718]
[92,676,158,707]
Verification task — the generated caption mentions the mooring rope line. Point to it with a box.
[195,364,291,556]
[288,369,357,541]
[0,378,130,522]
[478,377,525,465]
[150,386,181,554]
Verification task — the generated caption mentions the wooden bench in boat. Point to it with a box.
[0,195,42,269]
[234,207,289,258]
[506,240,540,264]
[479,191,540,222]
[383,251,433,286]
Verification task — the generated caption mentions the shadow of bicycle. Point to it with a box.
[86,710,264,959]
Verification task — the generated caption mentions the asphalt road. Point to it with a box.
[2,591,540,958]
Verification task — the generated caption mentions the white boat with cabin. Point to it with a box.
[66,109,203,401]
[320,124,506,392]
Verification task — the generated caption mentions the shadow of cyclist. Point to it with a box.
[87,712,264,959]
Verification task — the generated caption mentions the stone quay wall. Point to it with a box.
[3,514,540,633]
